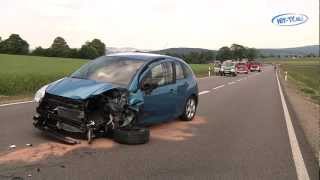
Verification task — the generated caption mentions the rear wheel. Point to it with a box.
[181,96,197,121]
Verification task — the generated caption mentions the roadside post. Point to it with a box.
[208,66,211,77]
[285,71,288,81]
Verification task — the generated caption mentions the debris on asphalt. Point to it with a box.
[8,144,16,149]
[27,174,32,177]
[36,168,40,172]
[60,165,65,168]
[26,144,33,147]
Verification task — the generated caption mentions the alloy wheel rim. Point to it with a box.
[186,98,196,119]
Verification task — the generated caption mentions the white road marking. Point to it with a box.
[228,81,236,85]
[276,71,310,180]
[198,90,210,95]
[0,100,34,108]
[212,85,225,90]
[236,79,242,82]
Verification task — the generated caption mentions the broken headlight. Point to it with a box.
[34,78,64,103]
[34,84,49,103]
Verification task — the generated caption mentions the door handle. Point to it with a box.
[170,89,177,94]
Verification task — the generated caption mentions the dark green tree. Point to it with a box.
[48,37,70,57]
[217,46,232,61]
[246,48,258,60]
[79,42,99,59]
[68,48,80,58]
[31,46,47,56]
[0,34,29,54]
[230,44,246,60]
[88,39,106,56]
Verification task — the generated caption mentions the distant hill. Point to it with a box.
[150,48,215,56]
[150,45,319,57]
[106,47,150,54]
[258,45,319,57]
[107,45,319,57]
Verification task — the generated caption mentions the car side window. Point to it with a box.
[162,62,174,84]
[181,63,193,77]
[175,62,185,80]
[143,62,174,87]
[149,64,166,86]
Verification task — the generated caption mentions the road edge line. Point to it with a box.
[0,100,34,107]
[212,85,225,90]
[198,90,210,95]
[276,71,310,180]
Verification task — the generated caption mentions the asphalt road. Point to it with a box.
[0,66,318,180]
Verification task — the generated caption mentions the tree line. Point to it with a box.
[165,51,215,64]
[0,34,106,59]
[216,44,258,61]
[0,34,260,63]
[165,44,259,64]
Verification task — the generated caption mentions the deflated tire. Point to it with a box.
[113,127,150,145]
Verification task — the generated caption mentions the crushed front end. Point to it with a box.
[33,89,140,144]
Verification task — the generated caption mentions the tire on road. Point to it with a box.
[180,96,197,121]
[113,127,150,145]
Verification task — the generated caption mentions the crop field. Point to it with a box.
[266,58,320,104]
[0,54,209,98]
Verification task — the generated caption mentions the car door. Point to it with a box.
[174,62,189,116]
[139,61,178,124]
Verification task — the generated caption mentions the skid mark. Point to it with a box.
[0,116,207,164]
[151,116,207,141]
[0,139,115,164]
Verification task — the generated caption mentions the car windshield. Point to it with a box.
[222,61,234,67]
[70,56,144,86]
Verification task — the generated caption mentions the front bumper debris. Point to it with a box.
[33,114,80,145]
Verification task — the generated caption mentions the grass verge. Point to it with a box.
[265,58,320,104]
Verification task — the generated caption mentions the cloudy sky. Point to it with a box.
[1,0,318,50]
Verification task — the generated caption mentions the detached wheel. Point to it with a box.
[113,127,149,145]
[181,96,197,121]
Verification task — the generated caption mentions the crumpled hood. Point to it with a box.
[46,77,116,100]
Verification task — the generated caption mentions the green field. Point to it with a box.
[0,54,209,98]
[265,58,320,104]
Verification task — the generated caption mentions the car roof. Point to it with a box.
[106,52,170,62]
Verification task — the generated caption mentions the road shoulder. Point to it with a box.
[0,95,33,105]
[279,71,319,179]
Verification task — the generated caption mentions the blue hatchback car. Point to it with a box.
[33,53,198,144]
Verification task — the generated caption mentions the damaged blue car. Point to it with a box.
[33,53,198,144]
